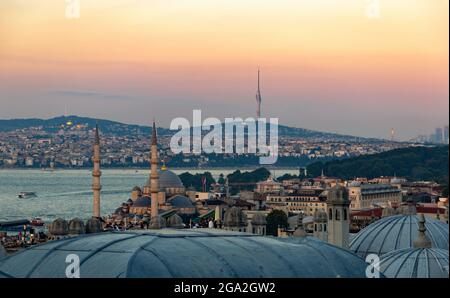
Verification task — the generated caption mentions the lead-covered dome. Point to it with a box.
[376,248,449,278]
[146,170,185,195]
[350,214,449,258]
[0,229,369,278]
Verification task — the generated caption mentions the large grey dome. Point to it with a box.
[376,248,449,278]
[167,195,194,208]
[0,229,369,278]
[278,236,374,277]
[350,215,449,258]
[146,170,184,192]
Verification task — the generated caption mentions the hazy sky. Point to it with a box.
[0,0,448,140]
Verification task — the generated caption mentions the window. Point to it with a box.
[329,209,332,220]
[344,208,348,221]
[335,209,340,220]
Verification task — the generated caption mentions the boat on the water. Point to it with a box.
[17,192,37,199]
[30,217,45,226]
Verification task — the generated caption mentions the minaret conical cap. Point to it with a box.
[151,120,157,146]
[94,123,100,145]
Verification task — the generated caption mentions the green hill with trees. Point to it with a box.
[307,145,449,183]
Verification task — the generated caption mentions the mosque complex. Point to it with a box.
[0,122,448,278]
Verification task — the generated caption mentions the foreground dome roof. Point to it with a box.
[350,214,449,258]
[0,229,368,278]
[377,248,449,278]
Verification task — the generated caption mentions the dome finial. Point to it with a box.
[413,214,432,249]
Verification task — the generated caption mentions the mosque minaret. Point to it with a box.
[149,120,161,229]
[92,123,102,218]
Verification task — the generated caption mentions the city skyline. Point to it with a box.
[0,0,448,140]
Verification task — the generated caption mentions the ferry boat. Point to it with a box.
[17,192,37,199]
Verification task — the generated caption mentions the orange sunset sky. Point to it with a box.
[0,0,448,139]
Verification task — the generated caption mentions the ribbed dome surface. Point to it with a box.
[0,229,369,278]
[350,215,449,258]
[377,248,449,278]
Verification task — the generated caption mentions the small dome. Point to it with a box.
[48,218,69,236]
[132,196,152,208]
[376,248,449,278]
[132,186,142,192]
[251,212,267,225]
[85,218,102,234]
[68,218,85,235]
[350,214,449,258]
[166,214,184,228]
[167,195,194,209]
[223,207,247,227]
[126,198,134,205]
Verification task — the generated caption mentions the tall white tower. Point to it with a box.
[256,69,262,118]
[327,185,350,248]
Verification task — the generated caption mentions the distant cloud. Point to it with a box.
[51,90,132,100]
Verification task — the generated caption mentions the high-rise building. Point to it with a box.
[435,127,443,144]
[444,125,449,144]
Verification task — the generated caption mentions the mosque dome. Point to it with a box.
[48,218,69,236]
[132,186,142,192]
[376,248,449,278]
[350,214,449,258]
[146,170,185,194]
[0,230,370,278]
[167,195,194,209]
[132,196,152,208]
[166,214,184,228]
[251,212,267,225]
[68,218,85,235]
[85,218,102,234]
[223,207,247,227]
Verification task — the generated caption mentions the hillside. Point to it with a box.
[0,115,380,141]
[307,145,449,183]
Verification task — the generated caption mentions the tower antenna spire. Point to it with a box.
[255,68,262,118]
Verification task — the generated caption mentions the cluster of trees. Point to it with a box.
[178,167,273,192]
[307,145,449,184]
